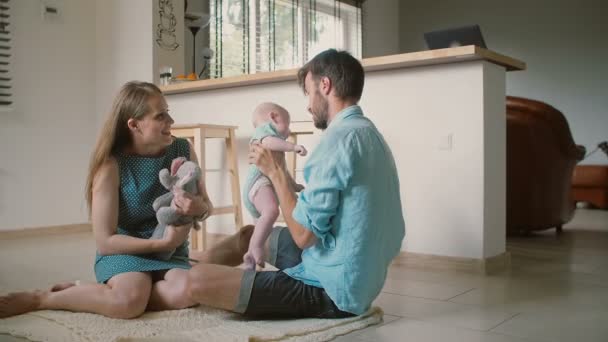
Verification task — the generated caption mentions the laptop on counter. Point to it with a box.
[424,24,487,49]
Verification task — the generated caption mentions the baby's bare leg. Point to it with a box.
[244,185,280,269]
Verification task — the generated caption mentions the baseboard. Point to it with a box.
[392,251,511,275]
[0,226,510,275]
[0,223,92,240]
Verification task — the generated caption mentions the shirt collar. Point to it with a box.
[327,105,363,129]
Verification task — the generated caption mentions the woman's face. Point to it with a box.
[136,95,175,148]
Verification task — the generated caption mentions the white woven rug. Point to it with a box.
[0,306,382,342]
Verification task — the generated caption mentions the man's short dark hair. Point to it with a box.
[297,49,365,101]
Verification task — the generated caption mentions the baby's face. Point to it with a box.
[273,111,291,138]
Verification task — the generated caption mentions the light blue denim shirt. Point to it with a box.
[284,105,406,315]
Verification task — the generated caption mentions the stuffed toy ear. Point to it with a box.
[176,170,195,188]
[171,157,187,176]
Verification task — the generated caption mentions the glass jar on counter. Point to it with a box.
[159,66,173,86]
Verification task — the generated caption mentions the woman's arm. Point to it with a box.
[172,142,213,218]
[92,158,176,256]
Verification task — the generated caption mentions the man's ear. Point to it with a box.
[320,76,332,96]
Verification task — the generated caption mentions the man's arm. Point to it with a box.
[267,167,317,249]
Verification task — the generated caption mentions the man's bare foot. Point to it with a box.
[51,282,77,292]
[0,291,43,318]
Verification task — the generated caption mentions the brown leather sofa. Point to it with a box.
[572,165,608,209]
[506,96,586,234]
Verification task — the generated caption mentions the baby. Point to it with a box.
[242,102,307,270]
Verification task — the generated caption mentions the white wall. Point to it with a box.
[0,0,158,231]
[362,0,400,58]
[0,0,97,230]
[362,61,505,258]
[399,0,608,165]
[95,0,155,131]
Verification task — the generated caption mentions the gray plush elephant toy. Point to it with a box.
[150,157,206,260]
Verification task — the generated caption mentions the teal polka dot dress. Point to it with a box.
[94,138,192,283]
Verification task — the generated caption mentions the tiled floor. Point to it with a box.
[1,209,607,342]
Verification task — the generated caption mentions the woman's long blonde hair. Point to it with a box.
[85,81,163,213]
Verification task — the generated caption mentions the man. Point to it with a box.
[187,49,405,318]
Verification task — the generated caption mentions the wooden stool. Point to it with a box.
[171,124,243,251]
[286,127,314,178]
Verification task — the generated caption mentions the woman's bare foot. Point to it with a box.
[190,225,254,266]
[0,291,43,318]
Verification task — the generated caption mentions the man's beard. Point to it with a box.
[312,93,329,130]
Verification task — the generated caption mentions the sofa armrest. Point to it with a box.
[573,145,586,161]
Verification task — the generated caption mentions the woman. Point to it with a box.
[1,82,217,318]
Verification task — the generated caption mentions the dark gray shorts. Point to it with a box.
[234,226,355,319]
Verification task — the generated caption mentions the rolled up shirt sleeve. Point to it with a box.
[292,132,355,249]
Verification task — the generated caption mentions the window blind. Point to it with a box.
[210,0,362,78]
[0,0,12,108]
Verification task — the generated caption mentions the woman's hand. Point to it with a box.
[161,223,192,250]
[248,142,283,178]
[173,187,210,217]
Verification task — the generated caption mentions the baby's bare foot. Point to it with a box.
[248,246,265,268]
[243,252,256,271]
[0,291,43,318]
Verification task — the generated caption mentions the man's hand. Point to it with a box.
[294,144,307,156]
[249,142,283,178]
